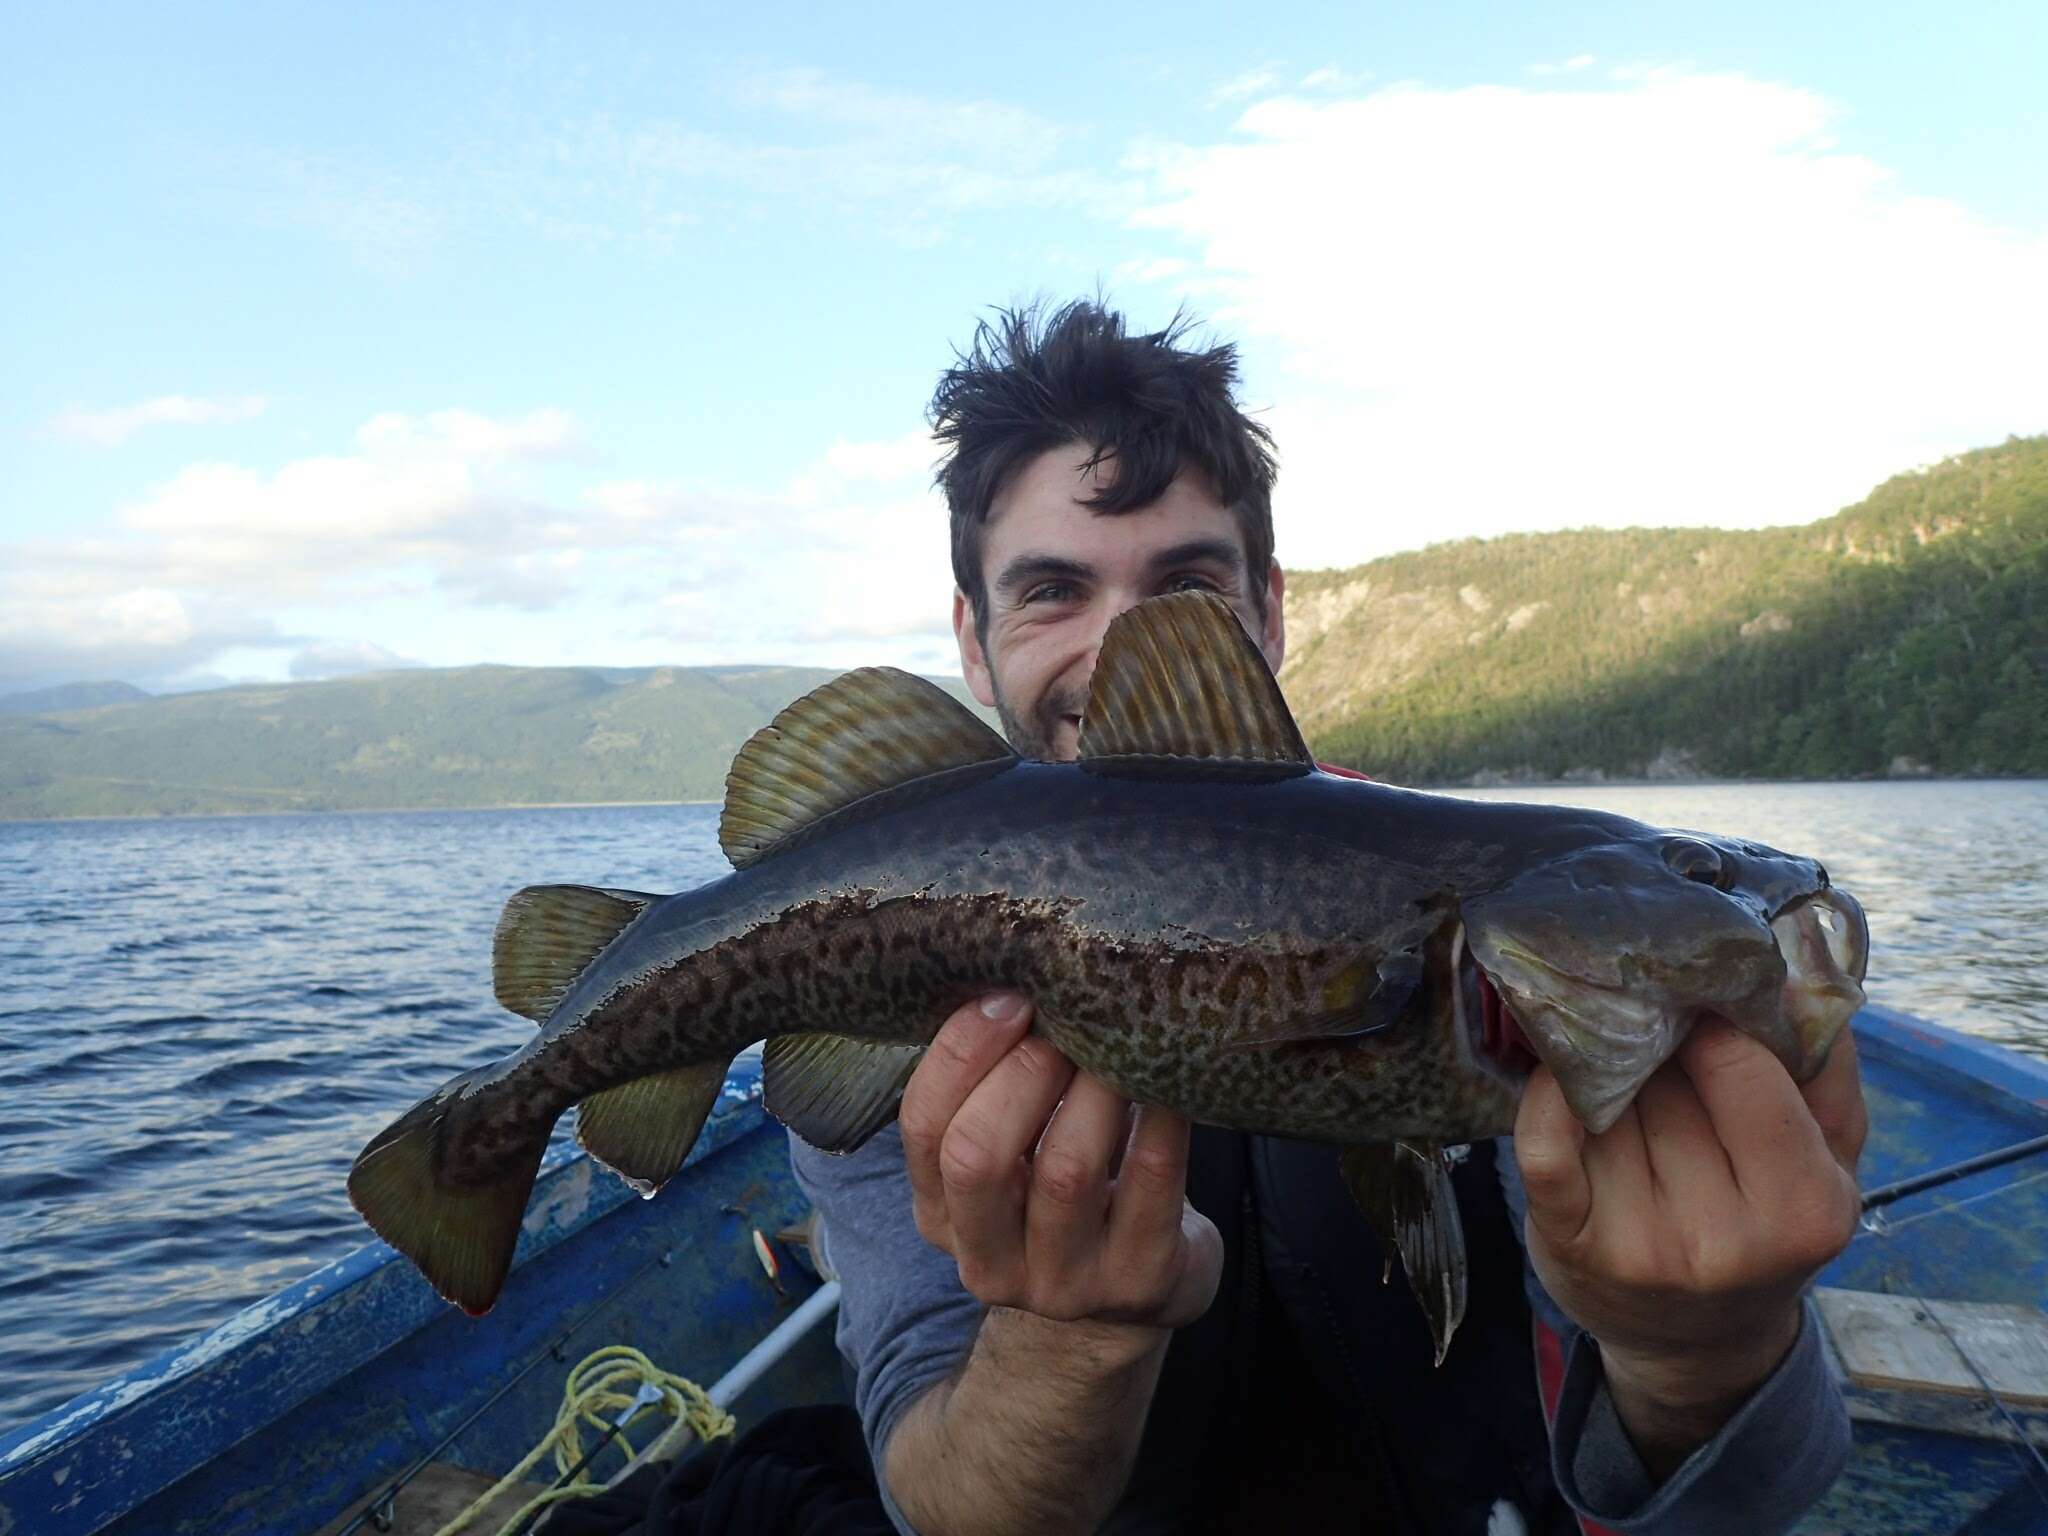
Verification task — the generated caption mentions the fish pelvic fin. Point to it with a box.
[1340,1141,1469,1367]
[720,669,1014,870]
[1077,591,1314,777]
[763,1032,927,1153]
[494,884,655,1023]
[575,1061,730,1195]
[347,1063,547,1316]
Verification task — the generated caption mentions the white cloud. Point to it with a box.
[3,406,704,688]
[0,413,955,691]
[739,68,1061,160]
[50,395,268,446]
[1210,66,1283,106]
[1530,54,1597,77]
[1131,71,2048,570]
[288,639,421,681]
[245,68,1126,260]
[821,429,936,485]
[1298,67,1373,93]
[355,407,584,463]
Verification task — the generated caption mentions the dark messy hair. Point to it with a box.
[929,299,1278,627]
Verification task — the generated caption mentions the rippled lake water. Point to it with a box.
[2,782,2044,1432]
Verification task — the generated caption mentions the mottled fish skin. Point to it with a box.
[434,762,1838,1187]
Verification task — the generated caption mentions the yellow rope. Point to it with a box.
[433,1344,738,1536]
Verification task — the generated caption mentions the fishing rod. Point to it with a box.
[1860,1131,2048,1214]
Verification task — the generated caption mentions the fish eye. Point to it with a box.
[1663,837,1728,888]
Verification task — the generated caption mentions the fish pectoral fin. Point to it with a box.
[1077,591,1315,777]
[1339,1141,1468,1367]
[348,1063,549,1316]
[720,669,1015,870]
[763,1033,927,1153]
[576,1061,730,1195]
[1226,951,1425,1048]
[493,885,656,1022]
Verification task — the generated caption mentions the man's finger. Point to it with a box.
[1107,1104,1193,1259]
[1797,1027,1868,1176]
[1514,1066,1593,1248]
[1629,1061,1743,1222]
[1677,1022,1833,1197]
[900,995,1034,1239]
[1026,1072,1129,1277]
[939,1032,1076,1285]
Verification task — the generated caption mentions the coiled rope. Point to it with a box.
[434,1344,737,1536]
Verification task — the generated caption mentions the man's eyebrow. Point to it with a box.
[1144,537,1245,576]
[992,553,1098,599]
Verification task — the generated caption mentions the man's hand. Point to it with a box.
[884,993,1225,1535]
[899,992,1225,1331]
[1515,1022,1867,1476]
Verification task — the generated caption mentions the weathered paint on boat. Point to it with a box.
[0,1056,842,1536]
[4,1009,2048,1535]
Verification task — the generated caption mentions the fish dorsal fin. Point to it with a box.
[1078,591,1313,777]
[494,885,656,1022]
[720,668,1015,870]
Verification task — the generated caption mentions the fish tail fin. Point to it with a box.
[347,1064,548,1315]
[574,1061,731,1195]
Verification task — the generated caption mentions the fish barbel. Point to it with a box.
[349,593,1869,1358]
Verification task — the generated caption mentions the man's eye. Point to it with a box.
[1024,582,1075,604]
[1166,574,1218,594]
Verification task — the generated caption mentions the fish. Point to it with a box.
[347,591,1869,1360]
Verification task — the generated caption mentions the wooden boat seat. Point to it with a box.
[310,1462,553,1536]
[1817,1286,2048,1447]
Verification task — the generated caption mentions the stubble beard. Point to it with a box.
[989,674,1089,763]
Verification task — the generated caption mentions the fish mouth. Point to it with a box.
[1768,886,1869,1078]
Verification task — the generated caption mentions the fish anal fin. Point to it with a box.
[1339,1141,1468,1366]
[1228,951,1425,1049]
[575,1061,729,1195]
[764,1032,926,1153]
[720,669,1015,870]
[1078,591,1313,774]
[494,885,655,1023]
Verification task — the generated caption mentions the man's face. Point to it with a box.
[954,444,1286,762]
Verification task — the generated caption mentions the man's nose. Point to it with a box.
[1078,591,1149,683]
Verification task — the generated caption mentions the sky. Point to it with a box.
[3,2,2045,695]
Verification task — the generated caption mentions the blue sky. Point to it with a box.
[4,2,2045,693]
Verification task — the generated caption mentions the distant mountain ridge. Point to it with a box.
[0,664,993,819]
[2,435,2043,819]
[0,681,151,717]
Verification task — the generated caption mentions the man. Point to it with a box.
[791,301,1865,1535]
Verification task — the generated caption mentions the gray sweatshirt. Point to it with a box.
[791,1126,1848,1535]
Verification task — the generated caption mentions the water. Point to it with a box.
[2,783,2044,1433]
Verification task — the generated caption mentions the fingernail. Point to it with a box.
[979,993,1024,1021]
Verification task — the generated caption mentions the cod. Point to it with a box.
[350,592,1868,1360]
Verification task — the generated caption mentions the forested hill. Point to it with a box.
[1284,435,2048,783]
[0,666,992,819]
[3,437,2043,819]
